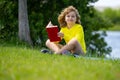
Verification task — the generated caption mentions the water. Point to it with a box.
[105,31,120,59]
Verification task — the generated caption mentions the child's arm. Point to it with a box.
[74,26,84,41]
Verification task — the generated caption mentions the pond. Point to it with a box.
[105,31,120,59]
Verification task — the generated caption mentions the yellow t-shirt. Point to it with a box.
[60,24,86,53]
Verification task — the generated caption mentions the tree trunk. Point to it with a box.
[18,0,33,46]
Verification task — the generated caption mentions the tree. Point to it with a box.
[18,0,33,46]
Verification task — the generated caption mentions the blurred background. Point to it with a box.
[94,0,120,58]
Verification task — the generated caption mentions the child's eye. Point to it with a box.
[67,15,70,17]
[72,16,75,18]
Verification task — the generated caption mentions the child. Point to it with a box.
[42,6,86,56]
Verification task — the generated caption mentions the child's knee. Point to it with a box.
[45,39,50,46]
[70,38,78,44]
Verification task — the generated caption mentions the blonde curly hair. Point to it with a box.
[58,6,81,27]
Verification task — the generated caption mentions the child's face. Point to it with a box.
[65,11,77,25]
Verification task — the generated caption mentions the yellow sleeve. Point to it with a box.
[74,26,84,41]
[74,26,86,53]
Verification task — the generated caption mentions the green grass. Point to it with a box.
[0,45,120,80]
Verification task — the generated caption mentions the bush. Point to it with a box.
[102,8,120,25]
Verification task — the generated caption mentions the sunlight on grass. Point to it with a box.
[0,46,120,80]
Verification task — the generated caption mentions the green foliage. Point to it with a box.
[102,8,120,25]
[0,0,113,57]
[108,25,120,31]
[0,0,18,40]
[83,10,113,56]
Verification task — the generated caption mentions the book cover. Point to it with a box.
[46,21,61,42]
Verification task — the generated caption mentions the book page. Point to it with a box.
[46,21,55,28]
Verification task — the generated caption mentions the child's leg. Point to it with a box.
[46,39,63,54]
[56,38,84,55]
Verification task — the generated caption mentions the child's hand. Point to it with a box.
[57,32,64,38]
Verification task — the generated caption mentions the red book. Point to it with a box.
[46,21,61,42]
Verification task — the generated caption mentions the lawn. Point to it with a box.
[0,46,120,80]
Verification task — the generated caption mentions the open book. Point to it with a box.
[46,21,61,42]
